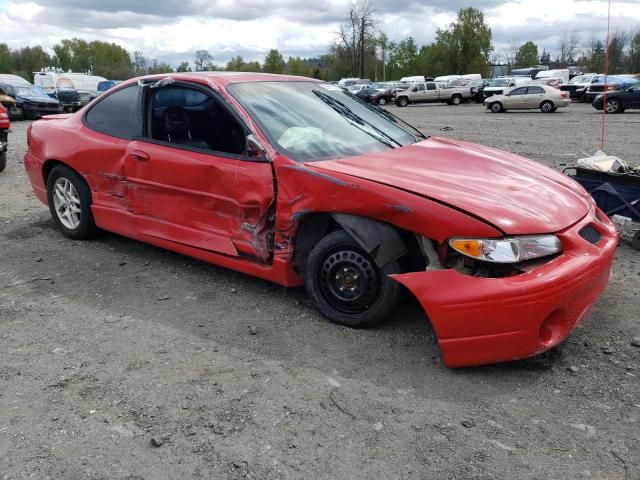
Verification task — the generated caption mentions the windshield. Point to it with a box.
[228,81,424,162]
[15,86,49,98]
[487,79,511,87]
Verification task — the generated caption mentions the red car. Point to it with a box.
[0,103,9,172]
[24,73,617,367]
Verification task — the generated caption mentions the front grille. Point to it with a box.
[57,91,79,102]
[579,225,602,245]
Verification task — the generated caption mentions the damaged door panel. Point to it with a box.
[124,139,275,260]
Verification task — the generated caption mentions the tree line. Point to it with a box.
[1,4,639,84]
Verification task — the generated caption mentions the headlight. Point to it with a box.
[449,235,562,263]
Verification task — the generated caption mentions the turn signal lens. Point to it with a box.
[449,235,562,264]
[450,239,483,258]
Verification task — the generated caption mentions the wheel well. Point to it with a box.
[292,212,427,274]
[42,159,66,185]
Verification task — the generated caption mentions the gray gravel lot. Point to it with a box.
[0,102,639,480]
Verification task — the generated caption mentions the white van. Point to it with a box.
[34,72,108,106]
[400,76,426,84]
[535,69,570,85]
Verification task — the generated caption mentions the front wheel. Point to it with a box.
[490,102,503,113]
[0,150,6,173]
[396,97,409,107]
[304,230,402,328]
[377,97,387,106]
[46,165,99,240]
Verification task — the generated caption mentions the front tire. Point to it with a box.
[377,97,387,106]
[396,97,409,107]
[304,230,401,328]
[46,165,98,240]
[540,100,555,113]
[490,102,503,113]
[0,150,6,173]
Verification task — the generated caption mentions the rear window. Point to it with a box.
[85,85,141,139]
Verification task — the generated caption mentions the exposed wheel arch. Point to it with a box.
[292,212,427,275]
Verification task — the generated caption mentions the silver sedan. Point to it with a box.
[484,85,571,113]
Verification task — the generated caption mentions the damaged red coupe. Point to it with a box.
[24,73,617,367]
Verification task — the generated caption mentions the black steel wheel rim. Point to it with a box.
[318,248,381,315]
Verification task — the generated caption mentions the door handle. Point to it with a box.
[130,150,150,161]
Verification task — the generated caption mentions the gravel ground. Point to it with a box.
[1,103,639,480]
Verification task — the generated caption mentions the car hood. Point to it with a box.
[18,95,58,104]
[308,137,591,235]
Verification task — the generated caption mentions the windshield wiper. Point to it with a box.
[363,102,427,142]
[312,90,402,149]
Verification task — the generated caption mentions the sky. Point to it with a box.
[1,0,640,68]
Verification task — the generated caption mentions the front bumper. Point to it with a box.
[23,103,63,118]
[392,207,618,368]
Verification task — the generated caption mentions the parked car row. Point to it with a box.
[350,70,640,114]
[0,72,122,121]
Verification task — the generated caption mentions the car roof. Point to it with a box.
[130,72,321,89]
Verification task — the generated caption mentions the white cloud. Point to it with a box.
[0,0,638,65]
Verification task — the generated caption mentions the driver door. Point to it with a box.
[504,86,528,108]
[125,83,276,261]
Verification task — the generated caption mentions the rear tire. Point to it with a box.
[304,230,402,328]
[540,101,555,113]
[451,94,462,105]
[46,165,99,240]
[490,102,503,113]
[605,98,623,114]
[0,150,6,173]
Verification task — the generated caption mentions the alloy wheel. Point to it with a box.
[52,177,82,230]
[605,99,620,113]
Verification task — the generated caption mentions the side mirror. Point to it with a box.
[627,87,634,93]
[246,134,267,159]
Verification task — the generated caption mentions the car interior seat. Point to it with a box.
[163,106,210,149]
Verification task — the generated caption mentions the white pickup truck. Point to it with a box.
[394,81,473,107]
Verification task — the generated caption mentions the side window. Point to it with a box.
[148,85,246,156]
[85,85,141,139]
[426,83,436,91]
[415,84,426,92]
[510,87,527,96]
[528,86,545,94]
